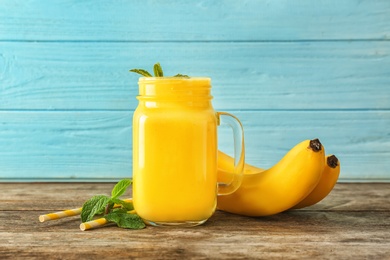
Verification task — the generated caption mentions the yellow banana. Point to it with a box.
[291,154,340,209]
[217,139,325,217]
[217,149,264,176]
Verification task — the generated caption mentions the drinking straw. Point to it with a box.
[80,217,108,231]
[39,198,133,222]
[80,210,136,231]
[39,208,82,222]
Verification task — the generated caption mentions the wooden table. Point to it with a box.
[1,183,389,259]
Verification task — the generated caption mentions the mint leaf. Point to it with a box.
[105,212,146,229]
[111,179,132,199]
[112,208,128,214]
[111,198,134,211]
[173,74,189,78]
[130,63,189,78]
[81,195,111,222]
[153,63,164,77]
[129,69,152,77]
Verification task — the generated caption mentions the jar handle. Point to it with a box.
[216,112,245,195]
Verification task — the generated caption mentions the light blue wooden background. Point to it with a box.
[0,0,389,182]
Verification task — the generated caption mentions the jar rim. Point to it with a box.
[138,77,211,82]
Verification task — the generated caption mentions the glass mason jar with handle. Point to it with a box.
[132,77,245,227]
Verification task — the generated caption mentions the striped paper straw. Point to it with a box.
[80,217,108,231]
[39,208,82,222]
[79,210,136,231]
[39,198,133,223]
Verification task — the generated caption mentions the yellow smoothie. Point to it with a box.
[132,78,218,225]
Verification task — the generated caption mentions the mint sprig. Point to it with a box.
[105,212,145,229]
[81,179,145,229]
[129,69,152,77]
[81,195,111,222]
[130,62,189,78]
[153,62,164,77]
[111,178,132,199]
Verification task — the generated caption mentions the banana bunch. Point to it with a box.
[216,139,340,217]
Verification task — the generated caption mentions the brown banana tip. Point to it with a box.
[309,138,322,152]
[327,155,339,168]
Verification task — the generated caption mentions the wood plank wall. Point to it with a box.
[0,0,389,181]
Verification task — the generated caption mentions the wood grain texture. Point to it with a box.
[1,0,389,41]
[1,41,389,110]
[1,183,389,211]
[0,110,388,181]
[0,183,389,259]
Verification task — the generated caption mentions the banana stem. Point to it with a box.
[309,139,322,152]
[327,155,339,168]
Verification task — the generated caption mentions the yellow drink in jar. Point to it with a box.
[133,77,244,227]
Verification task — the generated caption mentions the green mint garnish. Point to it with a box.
[81,178,145,230]
[130,62,189,78]
[111,179,132,199]
[81,195,111,222]
[129,69,152,77]
[153,62,164,77]
[173,74,190,78]
[110,198,134,211]
[105,212,146,229]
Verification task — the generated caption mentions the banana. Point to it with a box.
[291,154,340,209]
[217,149,264,177]
[217,139,325,217]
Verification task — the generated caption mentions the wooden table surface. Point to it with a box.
[1,183,389,259]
